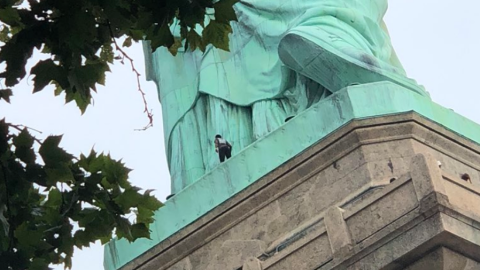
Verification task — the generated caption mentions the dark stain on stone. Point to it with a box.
[387,158,394,173]
[333,161,339,170]
[254,231,266,240]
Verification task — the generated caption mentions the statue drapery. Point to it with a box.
[143,0,427,193]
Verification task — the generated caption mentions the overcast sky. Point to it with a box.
[1,1,479,269]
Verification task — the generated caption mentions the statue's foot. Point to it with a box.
[278,31,427,96]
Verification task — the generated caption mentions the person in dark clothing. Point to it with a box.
[214,134,232,162]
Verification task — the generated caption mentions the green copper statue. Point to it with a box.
[143,0,427,194]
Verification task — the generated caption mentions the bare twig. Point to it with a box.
[107,21,154,131]
[7,123,43,144]
[7,123,42,134]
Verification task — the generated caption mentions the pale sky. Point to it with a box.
[1,1,479,269]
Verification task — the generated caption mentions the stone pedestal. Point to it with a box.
[114,112,480,270]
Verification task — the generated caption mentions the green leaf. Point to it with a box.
[101,154,131,189]
[45,164,74,186]
[100,44,114,64]
[56,9,97,52]
[168,38,183,56]
[127,29,144,41]
[12,128,34,148]
[115,217,133,241]
[148,23,174,52]
[0,89,12,103]
[135,207,154,224]
[141,192,163,211]
[73,230,91,249]
[102,1,133,31]
[0,25,39,87]
[122,37,132,47]
[13,128,36,164]
[202,20,232,51]
[25,163,48,187]
[0,7,22,27]
[78,149,104,173]
[76,208,98,227]
[53,82,63,96]
[67,62,109,113]
[29,258,49,270]
[80,209,114,241]
[0,26,9,43]
[131,223,150,240]
[134,9,154,31]
[30,60,68,93]
[41,44,51,54]
[213,0,238,23]
[15,145,36,164]
[39,136,74,184]
[187,29,205,52]
[14,222,43,248]
[39,136,73,166]
[181,5,206,28]
[114,188,143,211]
[45,188,62,207]
[68,90,90,114]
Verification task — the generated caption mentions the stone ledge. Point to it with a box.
[322,155,480,269]
[114,114,480,270]
[405,247,480,270]
[104,82,480,270]
[261,153,480,270]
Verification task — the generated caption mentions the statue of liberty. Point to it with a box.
[143,0,427,194]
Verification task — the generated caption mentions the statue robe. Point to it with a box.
[144,0,424,193]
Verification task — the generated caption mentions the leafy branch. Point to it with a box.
[0,119,163,269]
[0,0,239,116]
[107,21,153,130]
[5,123,42,143]
[0,0,240,268]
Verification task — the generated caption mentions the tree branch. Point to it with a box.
[7,123,43,144]
[107,22,154,131]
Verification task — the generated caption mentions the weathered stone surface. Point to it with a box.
[405,247,480,270]
[346,181,417,244]
[228,200,282,245]
[304,163,374,218]
[169,258,192,270]
[277,182,313,234]
[411,153,447,200]
[122,114,480,270]
[266,234,331,270]
[206,240,266,270]
[411,138,480,186]
[342,212,446,270]
[325,207,352,254]
[243,257,262,270]
[442,175,480,217]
